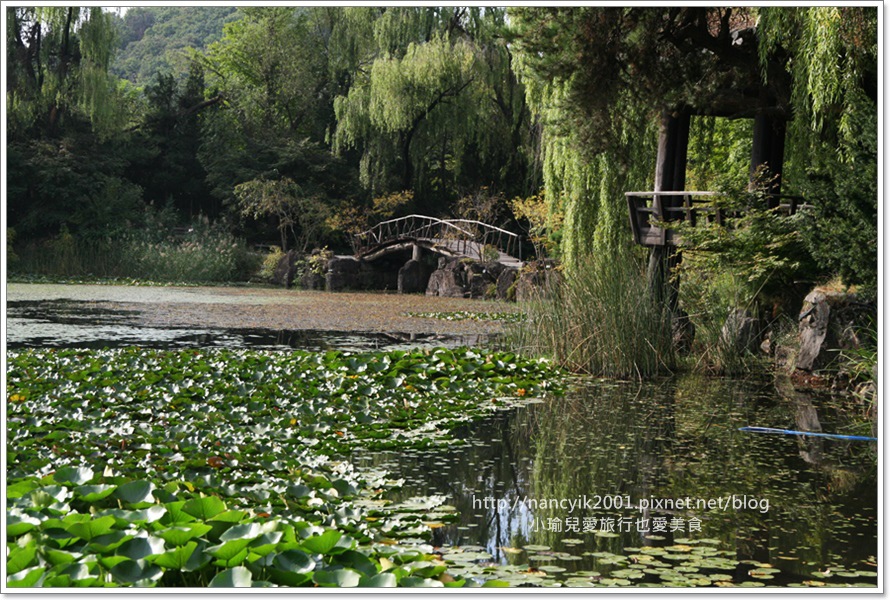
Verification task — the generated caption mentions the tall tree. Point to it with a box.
[198,7,360,244]
[332,7,535,213]
[759,7,878,293]
[6,7,144,240]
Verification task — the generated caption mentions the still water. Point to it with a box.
[355,378,878,586]
[6,291,878,587]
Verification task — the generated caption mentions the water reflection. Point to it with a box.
[356,376,877,585]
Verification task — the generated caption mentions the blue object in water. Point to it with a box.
[739,426,877,442]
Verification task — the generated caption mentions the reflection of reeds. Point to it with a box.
[509,252,674,378]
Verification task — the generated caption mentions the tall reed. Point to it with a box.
[511,251,674,378]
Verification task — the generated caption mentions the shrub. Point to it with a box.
[257,246,286,283]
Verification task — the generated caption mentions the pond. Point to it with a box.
[356,377,877,587]
[5,284,878,588]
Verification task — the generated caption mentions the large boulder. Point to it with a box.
[425,258,504,299]
[272,249,299,288]
[496,268,519,301]
[796,289,872,371]
[325,256,362,292]
[426,258,469,297]
[397,259,428,294]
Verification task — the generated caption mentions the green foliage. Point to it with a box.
[257,246,286,283]
[6,346,562,586]
[327,191,415,239]
[510,10,658,269]
[111,7,239,84]
[12,215,259,283]
[7,7,126,139]
[333,8,535,208]
[121,217,260,283]
[758,7,878,295]
[512,251,674,378]
[673,185,814,303]
[686,117,752,192]
[509,193,562,260]
[234,178,331,253]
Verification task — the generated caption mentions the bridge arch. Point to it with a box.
[352,214,522,266]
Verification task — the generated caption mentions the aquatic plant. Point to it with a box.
[6,346,562,587]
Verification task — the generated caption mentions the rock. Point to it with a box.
[720,308,760,354]
[273,250,299,288]
[515,259,560,302]
[426,259,468,297]
[496,268,518,301]
[424,258,505,299]
[796,289,873,371]
[397,259,428,294]
[325,256,362,292]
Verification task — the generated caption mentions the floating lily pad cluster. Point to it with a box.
[407,311,525,324]
[6,347,562,587]
[434,539,878,588]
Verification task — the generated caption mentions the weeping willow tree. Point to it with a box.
[6,7,146,242]
[332,7,534,212]
[759,7,878,294]
[509,6,877,293]
[6,7,126,138]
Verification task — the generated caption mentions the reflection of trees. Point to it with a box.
[354,375,876,576]
[517,380,677,552]
[661,375,877,576]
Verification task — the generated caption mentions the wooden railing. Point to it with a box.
[352,214,522,262]
[626,191,809,247]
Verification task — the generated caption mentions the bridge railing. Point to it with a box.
[352,214,522,262]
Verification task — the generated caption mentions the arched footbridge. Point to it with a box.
[352,215,523,267]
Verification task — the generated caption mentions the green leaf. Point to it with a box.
[314,568,362,587]
[299,529,342,555]
[65,515,116,541]
[7,479,40,499]
[206,538,252,562]
[160,501,196,525]
[268,569,312,587]
[209,566,253,587]
[219,522,263,542]
[334,550,378,577]
[360,572,397,587]
[6,566,45,587]
[114,480,156,508]
[44,549,80,567]
[53,466,94,485]
[7,541,38,575]
[147,542,198,570]
[482,579,511,587]
[7,512,41,537]
[182,496,226,520]
[272,549,315,574]
[74,484,117,502]
[110,559,162,585]
[157,523,213,546]
[117,536,166,561]
[88,530,134,553]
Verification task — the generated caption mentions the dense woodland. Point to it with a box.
[6,7,878,299]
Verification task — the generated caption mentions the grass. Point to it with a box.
[510,250,674,379]
[11,221,262,284]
